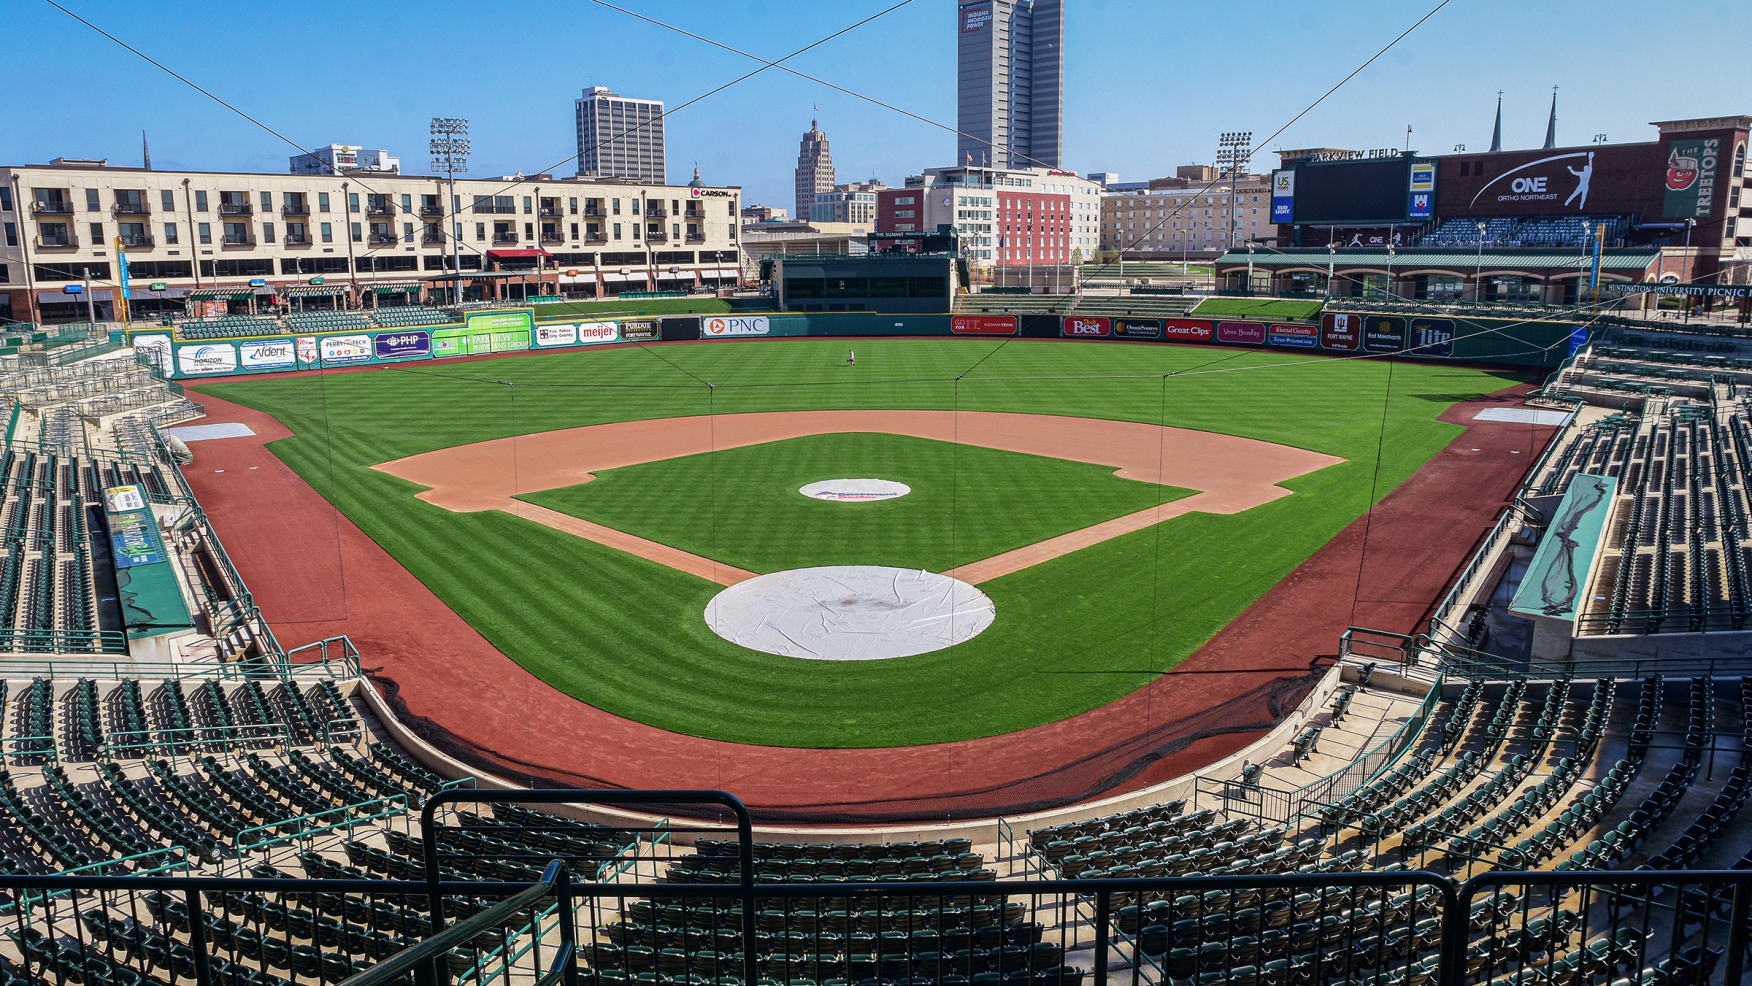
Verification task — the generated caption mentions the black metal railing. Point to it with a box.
[4,788,1752,986]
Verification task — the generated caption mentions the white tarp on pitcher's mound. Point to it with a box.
[799,479,911,502]
[704,565,995,660]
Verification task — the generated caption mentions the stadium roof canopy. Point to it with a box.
[1214,247,1663,272]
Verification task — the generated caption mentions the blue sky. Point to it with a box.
[4,0,1750,209]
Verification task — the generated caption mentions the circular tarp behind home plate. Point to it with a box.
[799,478,911,502]
[704,566,995,660]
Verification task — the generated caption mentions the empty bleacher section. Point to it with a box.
[286,311,374,335]
[147,307,468,340]
[367,306,457,328]
[1417,215,1632,248]
[951,294,1197,317]
[176,316,284,341]
[1526,389,1752,636]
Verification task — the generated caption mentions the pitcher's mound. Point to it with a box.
[704,566,995,660]
[799,479,911,502]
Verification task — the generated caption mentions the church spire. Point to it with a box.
[1488,92,1502,153]
[1543,87,1558,150]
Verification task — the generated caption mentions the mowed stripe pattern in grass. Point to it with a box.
[197,338,1523,747]
[519,433,1189,574]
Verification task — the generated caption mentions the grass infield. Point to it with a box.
[519,433,1191,574]
[197,338,1522,747]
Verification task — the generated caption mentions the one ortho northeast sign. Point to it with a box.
[952,315,1017,335]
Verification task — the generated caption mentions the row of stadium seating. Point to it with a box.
[1416,215,1628,248]
[1529,393,1752,635]
[173,307,461,340]
[951,294,1198,318]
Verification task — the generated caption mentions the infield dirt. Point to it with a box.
[179,382,1553,823]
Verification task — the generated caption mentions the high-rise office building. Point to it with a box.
[575,87,666,182]
[794,117,836,224]
[957,0,1063,170]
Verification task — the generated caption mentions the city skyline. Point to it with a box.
[3,0,1750,211]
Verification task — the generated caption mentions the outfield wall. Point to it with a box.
[131,306,1583,380]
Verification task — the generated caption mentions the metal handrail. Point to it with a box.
[235,793,410,856]
[337,860,566,986]
[100,722,291,759]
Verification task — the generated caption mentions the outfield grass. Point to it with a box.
[520,433,1189,574]
[1190,298,1325,319]
[196,338,1522,747]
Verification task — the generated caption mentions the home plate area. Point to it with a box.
[703,566,995,660]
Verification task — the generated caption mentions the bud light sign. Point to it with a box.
[375,331,431,360]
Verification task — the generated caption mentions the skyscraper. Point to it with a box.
[794,116,836,224]
[957,0,1063,170]
[575,86,666,182]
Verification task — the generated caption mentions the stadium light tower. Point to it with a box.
[1217,132,1252,250]
[430,117,470,305]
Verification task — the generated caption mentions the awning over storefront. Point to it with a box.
[486,249,552,260]
[601,272,647,283]
[368,281,423,294]
[186,288,255,301]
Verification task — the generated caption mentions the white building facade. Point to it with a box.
[0,160,741,323]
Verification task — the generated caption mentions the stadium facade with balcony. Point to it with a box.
[1215,116,1750,308]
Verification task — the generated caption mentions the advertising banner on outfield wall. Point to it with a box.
[1268,323,1319,348]
[619,319,659,341]
[1216,321,1267,345]
[239,339,297,369]
[703,315,771,337]
[1320,313,1362,351]
[374,331,431,361]
[1363,316,1406,353]
[132,334,171,372]
[321,334,373,365]
[175,343,238,376]
[432,326,531,357]
[1163,319,1215,343]
[295,336,318,367]
[1408,318,1455,358]
[951,315,1017,335]
[1062,316,1110,337]
[1113,318,1162,339]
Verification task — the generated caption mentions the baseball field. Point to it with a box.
[194,337,1522,748]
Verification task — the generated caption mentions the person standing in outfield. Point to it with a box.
[847,350,856,366]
